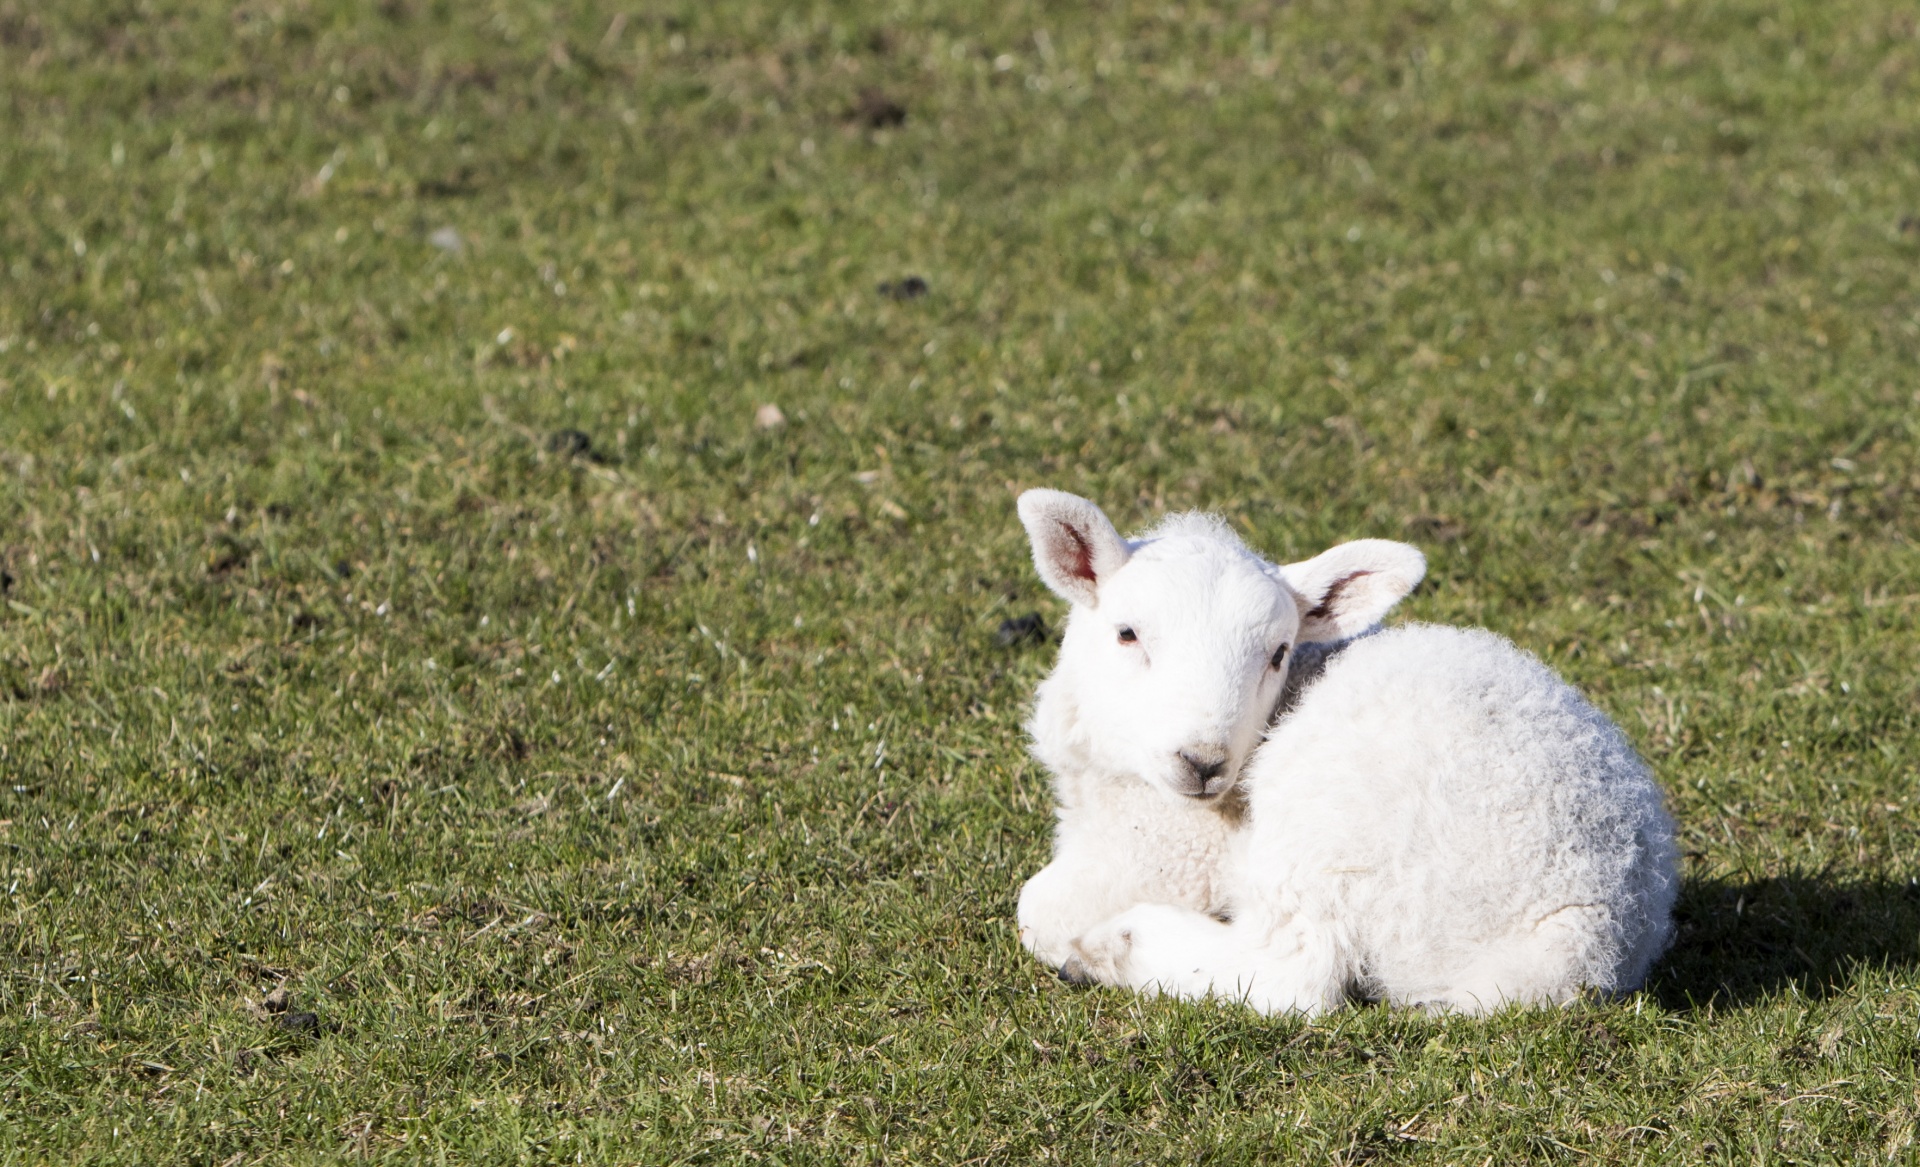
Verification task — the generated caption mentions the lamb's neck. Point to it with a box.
[1046,758,1247,917]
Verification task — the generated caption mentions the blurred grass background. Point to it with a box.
[2,0,1919,1161]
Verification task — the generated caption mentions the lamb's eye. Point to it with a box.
[1117,627,1138,645]
[1269,643,1290,670]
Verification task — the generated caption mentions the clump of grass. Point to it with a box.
[2,0,1918,1161]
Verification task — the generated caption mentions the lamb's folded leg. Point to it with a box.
[1064,903,1348,1016]
[1016,859,1140,972]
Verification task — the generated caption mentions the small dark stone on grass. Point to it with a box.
[334,560,354,580]
[548,428,594,458]
[207,537,253,576]
[996,613,1047,648]
[850,88,907,128]
[276,1011,321,1037]
[417,169,478,199]
[0,569,11,594]
[878,275,928,301]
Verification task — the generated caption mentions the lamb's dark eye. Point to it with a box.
[1117,627,1138,645]
[1270,643,1290,670]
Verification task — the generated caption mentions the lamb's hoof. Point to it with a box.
[1057,956,1096,986]
[1067,918,1137,985]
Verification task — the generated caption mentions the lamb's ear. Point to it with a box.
[1017,489,1131,609]
[1278,539,1426,643]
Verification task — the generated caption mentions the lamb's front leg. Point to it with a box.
[1063,904,1348,1016]
[1017,858,1139,971]
[1059,903,1243,996]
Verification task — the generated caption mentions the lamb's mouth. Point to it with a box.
[1155,763,1237,801]
[1176,780,1238,801]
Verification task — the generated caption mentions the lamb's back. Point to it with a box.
[1244,624,1674,946]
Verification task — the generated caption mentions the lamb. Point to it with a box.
[1013,489,1678,1014]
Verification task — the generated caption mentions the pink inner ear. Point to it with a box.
[1061,524,1096,582]
[1306,570,1376,621]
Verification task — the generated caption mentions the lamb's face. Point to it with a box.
[1059,537,1299,801]
[1017,489,1427,804]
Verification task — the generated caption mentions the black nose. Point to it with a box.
[1178,750,1227,786]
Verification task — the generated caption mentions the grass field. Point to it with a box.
[3,0,1920,1161]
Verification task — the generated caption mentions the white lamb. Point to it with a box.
[1013,489,1678,1014]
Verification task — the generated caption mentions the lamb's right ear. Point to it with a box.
[1278,539,1426,643]
[1017,489,1131,609]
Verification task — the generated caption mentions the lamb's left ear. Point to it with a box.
[1278,539,1426,643]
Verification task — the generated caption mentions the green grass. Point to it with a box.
[3,0,1919,1161]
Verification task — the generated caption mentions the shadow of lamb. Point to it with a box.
[1652,871,1920,1009]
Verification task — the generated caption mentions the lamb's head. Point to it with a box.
[1018,489,1425,803]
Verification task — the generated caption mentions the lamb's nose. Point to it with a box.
[1178,749,1228,787]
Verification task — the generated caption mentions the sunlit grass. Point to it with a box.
[3,1,1919,1161]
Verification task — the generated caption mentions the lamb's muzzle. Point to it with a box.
[1174,747,1229,797]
